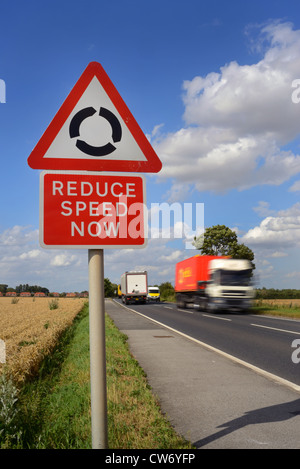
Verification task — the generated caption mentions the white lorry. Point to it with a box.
[121,271,148,305]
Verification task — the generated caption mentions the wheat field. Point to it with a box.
[0,297,87,384]
[255,298,300,307]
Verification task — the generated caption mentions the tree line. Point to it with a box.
[255,288,300,299]
[0,284,50,295]
[0,284,88,297]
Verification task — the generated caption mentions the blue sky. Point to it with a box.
[1,0,300,292]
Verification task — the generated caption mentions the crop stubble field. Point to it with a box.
[255,299,300,306]
[0,297,87,384]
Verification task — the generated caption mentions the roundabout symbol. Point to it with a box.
[69,106,122,157]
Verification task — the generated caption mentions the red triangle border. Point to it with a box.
[27,62,162,173]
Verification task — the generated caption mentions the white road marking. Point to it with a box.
[251,323,300,335]
[202,313,231,322]
[164,305,193,314]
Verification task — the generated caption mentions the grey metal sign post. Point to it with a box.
[88,249,108,449]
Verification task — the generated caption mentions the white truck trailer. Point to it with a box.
[121,271,148,305]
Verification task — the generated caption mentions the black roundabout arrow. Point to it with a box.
[69,106,96,138]
[69,106,122,157]
[99,107,122,143]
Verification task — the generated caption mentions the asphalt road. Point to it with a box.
[107,299,300,448]
[115,299,300,387]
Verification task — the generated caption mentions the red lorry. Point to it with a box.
[175,255,254,312]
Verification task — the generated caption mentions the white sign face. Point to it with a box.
[44,77,148,162]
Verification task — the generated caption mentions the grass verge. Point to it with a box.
[253,302,300,319]
[0,303,192,449]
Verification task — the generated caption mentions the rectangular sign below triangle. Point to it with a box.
[40,171,147,249]
[27,62,162,173]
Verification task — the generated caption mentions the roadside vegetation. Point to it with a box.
[253,299,300,319]
[0,302,192,449]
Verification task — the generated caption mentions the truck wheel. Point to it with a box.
[176,295,186,309]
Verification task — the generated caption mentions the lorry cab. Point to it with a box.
[204,258,254,311]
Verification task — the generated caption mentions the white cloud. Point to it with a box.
[242,202,300,248]
[146,123,164,142]
[159,250,182,263]
[0,225,38,246]
[154,21,300,193]
[50,254,77,267]
[0,225,85,291]
[241,202,300,288]
[289,180,300,192]
[253,201,276,217]
[164,182,193,203]
[256,261,275,282]
[19,249,41,260]
[286,271,300,278]
[269,251,288,258]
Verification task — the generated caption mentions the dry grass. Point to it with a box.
[254,298,300,307]
[0,297,87,384]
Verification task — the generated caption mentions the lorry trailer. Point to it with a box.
[121,271,148,305]
[175,255,254,312]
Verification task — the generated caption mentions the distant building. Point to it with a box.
[6,292,16,297]
[51,292,60,297]
[66,292,77,298]
[20,292,31,297]
[34,292,46,297]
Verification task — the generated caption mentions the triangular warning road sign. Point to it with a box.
[27,62,162,173]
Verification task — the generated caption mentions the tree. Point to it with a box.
[104,278,116,297]
[193,224,255,270]
[15,284,49,295]
[0,284,8,295]
[159,282,175,301]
